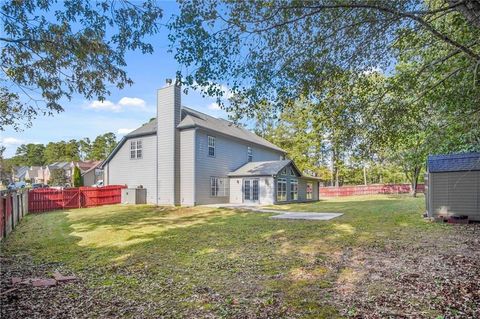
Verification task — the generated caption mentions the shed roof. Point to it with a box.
[428,152,480,173]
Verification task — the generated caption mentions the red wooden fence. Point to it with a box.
[320,183,425,197]
[1,191,28,240]
[28,185,126,213]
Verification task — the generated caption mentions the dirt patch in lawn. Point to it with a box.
[332,224,480,318]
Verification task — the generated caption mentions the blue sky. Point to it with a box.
[1,1,230,158]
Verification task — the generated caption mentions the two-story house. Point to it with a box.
[102,81,320,206]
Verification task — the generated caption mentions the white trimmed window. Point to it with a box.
[210,177,229,197]
[306,182,313,199]
[130,140,142,159]
[208,136,215,157]
[247,147,253,162]
[290,179,298,200]
[277,178,287,201]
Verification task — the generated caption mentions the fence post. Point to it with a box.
[1,195,4,240]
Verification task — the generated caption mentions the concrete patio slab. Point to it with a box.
[203,204,343,221]
[269,212,343,220]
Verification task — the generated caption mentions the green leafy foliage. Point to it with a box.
[1,0,162,130]
[7,132,117,166]
[170,1,479,114]
[49,168,67,186]
[89,133,117,160]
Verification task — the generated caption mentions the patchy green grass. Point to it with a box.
[2,195,476,318]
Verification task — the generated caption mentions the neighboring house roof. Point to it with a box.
[15,166,29,179]
[48,162,70,170]
[178,107,285,153]
[75,160,102,173]
[228,160,296,177]
[428,152,480,173]
[81,161,103,175]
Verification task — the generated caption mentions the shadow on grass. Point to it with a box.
[1,195,435,318]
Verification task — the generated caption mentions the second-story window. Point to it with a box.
[130,140,142,159]
[208,135,215,157]
[247,147,253,162]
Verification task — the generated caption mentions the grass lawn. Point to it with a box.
[1,195,479,318]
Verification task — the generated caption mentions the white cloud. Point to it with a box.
[118,97,146,108]
[207,102,221,110]
[86,97,148,112]
[87,100,121,112]
[117,128,135,135]
[0,137,25,146]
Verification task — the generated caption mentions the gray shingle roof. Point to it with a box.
[48,162,70,170]
[103,106,285,166]
[178,107,284,152]
[15,166,29,179]
[123,106,284,153]
[428,152,480,173]
[126,119,157,138]
[228,160,292,177]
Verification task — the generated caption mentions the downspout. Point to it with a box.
[156,90,159,206]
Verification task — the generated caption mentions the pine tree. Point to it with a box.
[73,166,83,187]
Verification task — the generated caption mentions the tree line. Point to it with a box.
[7,132,117,167]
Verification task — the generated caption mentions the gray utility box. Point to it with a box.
[121,188,147,204]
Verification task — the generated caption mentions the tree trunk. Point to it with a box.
[335,168,339,187]
[410,166,421,197]
[332,146,340,187]
[363,166,367,186]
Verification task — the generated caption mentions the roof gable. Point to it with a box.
[428,152,480,173]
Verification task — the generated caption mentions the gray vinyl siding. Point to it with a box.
[195,129,283,205]
[180,129,196,206]
[429,171,480,220]
[82,170,95,186]
[229,177,274,205]
[157,84,181,205]
[105,134,157,204]
[273,165,319,204]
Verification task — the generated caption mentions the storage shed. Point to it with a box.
[426,152,480,221]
